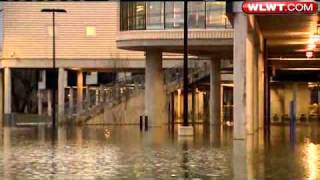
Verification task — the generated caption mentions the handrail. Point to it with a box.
[58,59,211,124]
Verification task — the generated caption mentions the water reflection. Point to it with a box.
[1,125,320,179]
[305,142,318,180]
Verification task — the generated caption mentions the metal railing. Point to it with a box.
[165,59,211,92]
[58,74,145,124]
[58,59,211,124]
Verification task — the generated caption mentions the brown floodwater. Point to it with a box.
[0,124,319,180]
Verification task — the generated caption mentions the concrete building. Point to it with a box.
[0,1,319,139]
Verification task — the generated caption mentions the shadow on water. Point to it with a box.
[1,123,320,179]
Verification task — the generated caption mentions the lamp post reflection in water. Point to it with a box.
[181,141,190,178]
[305,142,319,180]
[289,84,297,149]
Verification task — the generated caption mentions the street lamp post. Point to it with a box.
[41,8,67,130]
[183,0,189,127]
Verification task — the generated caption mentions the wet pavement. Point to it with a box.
[0,124,319,179]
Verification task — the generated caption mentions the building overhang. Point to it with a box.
[116,29,234,57]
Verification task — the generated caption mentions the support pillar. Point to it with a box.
[69,87,74,111]
[4,68,11,121]
[58,68,66,118]
[210,59,221,125]
[77,71,84,110]
[233,13,261,139]
[0,70,3,127]
[171,93,175,124]
[95,88,99,106]
[85,86,90,106]
[258,43,265,129]
[38,90,43,115]
[47,90,52,116]
[99,85,104,103]
[145,49,166,126]
[233,13,249,139]
[177,89,182,119]
[192,88,196,124]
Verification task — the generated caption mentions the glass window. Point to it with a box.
[188,1,205,28]
[135,2,146,30]
[86,26,96,37]
[146,2,164,30]
[128,2,136,30]
[120,1,128,31]
[206,1,228,28]
[165,1,184,29]
[119,1,230,31]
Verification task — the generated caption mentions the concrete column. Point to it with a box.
[199,91,204,120]
[170,93,175,124]
[95,88,99,105]
[85,86,90,105]
[246,34,255,135]
[191,89,196,124]
[69,87,74,110]
[233,14,262,138]
[210,59,221,125]
[258,49,265,129]
[77,71,84,110]
[38,90,43,115]
[4,68,11,116]
[177,89,181,119]
[47,90,52,116]
[58,68,66,116]
[100,85,104,103]
[145,49,166,126]
[233,13,249,139]
[253,43,259,131]
[0,70,3,127]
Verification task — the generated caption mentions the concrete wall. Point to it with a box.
[2,2,144,60]
[87,91,145,125]
[270,82,311,121]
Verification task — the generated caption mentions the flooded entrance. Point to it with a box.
[0,125,319,180]
[269,66,320,124]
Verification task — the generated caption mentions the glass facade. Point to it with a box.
[206,1,227,28]
[165,1,184,29]
[120,1,146,30]
[146,2,164,29]
[120,1,231,31]
[188,1,205,28]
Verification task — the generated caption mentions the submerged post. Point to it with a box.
[183,0,189,127]
[178,0,194,136]
[41,8,67,130]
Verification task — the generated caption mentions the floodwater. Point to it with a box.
[0,124,319,180]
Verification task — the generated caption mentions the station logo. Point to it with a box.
[242,1,318,14]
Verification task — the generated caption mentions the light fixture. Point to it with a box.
[311,35,320,43]
[308,43,316,50]
[306,51,313,58]
[136,5,144,12]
